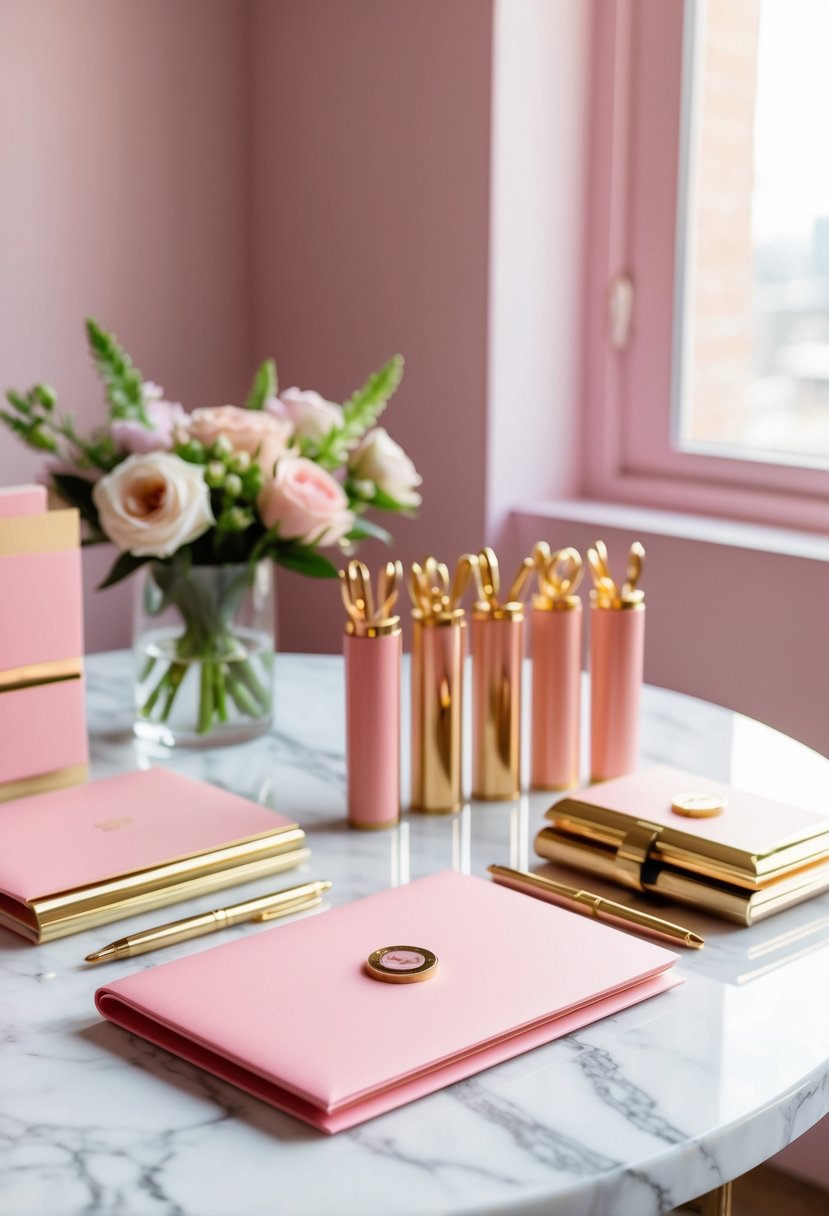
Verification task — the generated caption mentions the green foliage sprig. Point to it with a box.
[85,318,149,423]
[313,355,404,469]
[1,383,118,473]
[244,359,278,411]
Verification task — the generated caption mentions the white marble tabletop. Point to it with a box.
[3,652,829,1216]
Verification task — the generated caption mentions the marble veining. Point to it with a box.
[2,653,829,1216]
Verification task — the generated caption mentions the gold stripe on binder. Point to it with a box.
[0,826,310,943]
[0,657,83,694]
[545,800,829,888]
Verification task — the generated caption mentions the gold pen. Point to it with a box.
[487,865,703,949]
[84,880,332,964]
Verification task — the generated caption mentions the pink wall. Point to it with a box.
[487,0,591,547]
[0,0,253,650]
[249,0,493,653]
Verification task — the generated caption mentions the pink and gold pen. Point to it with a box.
[487,865,703,948]
[340,560,403,829]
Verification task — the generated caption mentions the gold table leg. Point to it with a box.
[698,1181,733,1216]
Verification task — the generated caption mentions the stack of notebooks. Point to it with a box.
[93,870,681,1133]
[535,766,829,924]
[0,768,308,943]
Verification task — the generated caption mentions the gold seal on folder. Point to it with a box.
[365,946,438,984]
[671,792,726,819]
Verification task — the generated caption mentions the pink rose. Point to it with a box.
[187,405,292,475]
[111,397,188,454]
[257,457,353,547]
[266,388,342,444]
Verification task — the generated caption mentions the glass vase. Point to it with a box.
[133,561,275,748]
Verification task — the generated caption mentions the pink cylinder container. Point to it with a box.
[589,602,645,782]
[531,599,582,790]
[344,625,402,829]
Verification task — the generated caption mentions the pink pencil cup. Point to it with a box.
[344,628,402,830]
[531,599,582,790]
[589,602,645,782]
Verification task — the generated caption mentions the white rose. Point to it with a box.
[349,427,422,507]
[92,453,214,557]
[266,388,342,444]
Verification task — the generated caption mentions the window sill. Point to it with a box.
[512,498,829,563]
[511,498,829,755]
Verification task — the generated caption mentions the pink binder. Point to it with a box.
[0,768,308,942]
[96,870,681,1133]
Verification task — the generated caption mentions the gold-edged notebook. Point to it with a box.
[0,768,309,943]
[535,766,829,925]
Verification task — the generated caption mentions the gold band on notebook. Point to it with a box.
[4,824,310,943]
[0,657,83,694]
[0,507,80,556]
[0,762,88,806]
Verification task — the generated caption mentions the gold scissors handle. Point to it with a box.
[478,547,500,607]
[450,553,479,609]
[534,544,583,599]
[377,560,403,619]
[505,556,535,604]
[622,542,645,597]
[347,560,374,622]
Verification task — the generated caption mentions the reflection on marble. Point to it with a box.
[2,654,829,1215]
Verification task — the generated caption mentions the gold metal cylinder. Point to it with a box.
[471,604,524,800]
[410,609,465,813]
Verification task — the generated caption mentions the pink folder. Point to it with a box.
[96,870,681,1133]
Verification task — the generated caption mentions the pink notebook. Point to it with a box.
[0,768,307,942]
[95,870,681,1133]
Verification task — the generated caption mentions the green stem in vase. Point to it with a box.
[198,660,215,734]
[140,666,171,718]
[139,654,157,683]
[225,668,262,718]
[159,661,188,722]
[236,657,271,713]
[214,663,228,723]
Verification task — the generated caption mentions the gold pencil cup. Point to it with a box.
[410,610,466,813]
[471,605,524,800]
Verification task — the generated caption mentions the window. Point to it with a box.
[584,0,829,532]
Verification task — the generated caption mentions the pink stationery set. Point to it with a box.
[0,768,308,942]
[0,484,88,800]
[95,870,681,1133]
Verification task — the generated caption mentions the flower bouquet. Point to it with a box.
[2,320,420,745]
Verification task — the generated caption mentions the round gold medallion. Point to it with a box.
[671,792,727,819]
[365,946,438,984]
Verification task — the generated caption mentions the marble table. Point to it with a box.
[3,652,829,1216]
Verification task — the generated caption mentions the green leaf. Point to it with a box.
[315,355,404,469]
[369,486,418,515]
[274,548,339,578]
[51,474,100,529]
[346,517,393,545]
[85,317,148,423]
[0,409,34,440]
[27,423,60,453]
[97,550,153,590]
[6,390,31,415]
[245,358,278,411]
[34,384,56,411]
